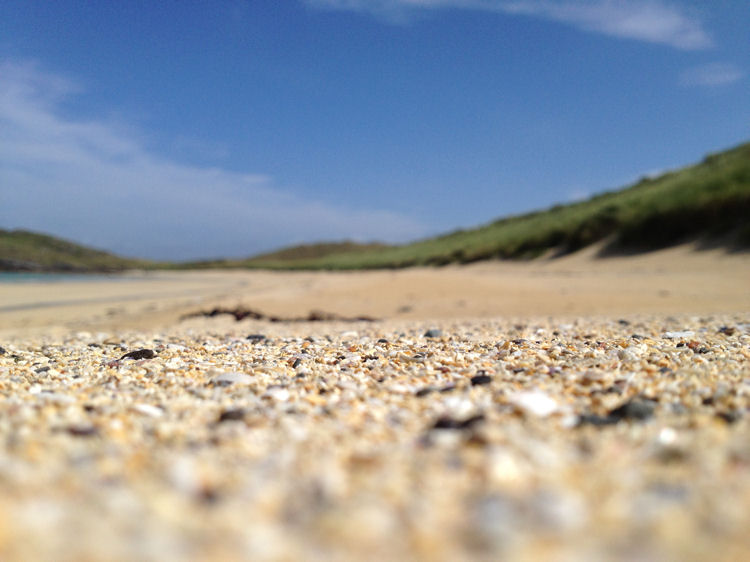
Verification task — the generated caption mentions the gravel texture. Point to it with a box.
[1,314,749,561]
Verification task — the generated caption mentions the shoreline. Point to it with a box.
[2,243,748,339]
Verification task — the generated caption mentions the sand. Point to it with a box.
[2,243,749,338]
[1,245,749,561]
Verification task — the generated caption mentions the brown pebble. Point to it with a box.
[119,349,156,361]
[218,408,246,422]
[432,414,485,430]
[65,424,98,437]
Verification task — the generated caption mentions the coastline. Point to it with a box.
[2,243,748,339]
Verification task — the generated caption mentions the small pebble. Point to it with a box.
[662,330,694,339]
[716,411,742,424]
[264,386,290,401]
[579,398,657,426]
[608,398,656,421]
[218,408,246,422]
[509,390,558,417]
[132,404,164,418]
[65,424,98,437]
[120,348,156,360]
[212,372,253,386]
[470,374,492,386]
[432,413,485,430]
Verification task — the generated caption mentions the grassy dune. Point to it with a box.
[244,140,750,270]
[2,141,749,272]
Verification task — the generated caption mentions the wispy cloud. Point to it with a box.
[0,60,428,261]
[680,62,744,87]
[498,1,712,50]
[307,0,712,50]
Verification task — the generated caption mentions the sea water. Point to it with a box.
[0,272,146,284]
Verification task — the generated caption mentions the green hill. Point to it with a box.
[3,140,749,272]
[179,241,388,269]
[0,229,151,272]
[234,140,750,270]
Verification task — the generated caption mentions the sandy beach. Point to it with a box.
[1,245,749,560]
[2,243,749,338]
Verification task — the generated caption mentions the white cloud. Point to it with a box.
[499,1,711,50]
[307,0,712,50]
[0,60,428,261]
[680,62,744,87]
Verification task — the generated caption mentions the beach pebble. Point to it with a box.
[608,398,656,421]
[218,408,246,422]
[65,424,98,437]
[212,371,253,386]
[119,348,156,360]
[662,330,694,339]
[424,328,443,338]
[716,410,742,424]
[132,403,164,418]
[432,413,485,430]
[470,373,492,386]
[263,386,291,401]
[508,390,558,417]
[579,397,657,426]
[441,396,479,419]
[35,391,75,405]
[415,386,436,397]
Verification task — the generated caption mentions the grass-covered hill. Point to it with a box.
[3,140,749,272]
[230,139,749,270]
[0,229,151,272]
[179,241,388,270]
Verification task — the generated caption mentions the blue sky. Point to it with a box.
[1,1,748,260]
